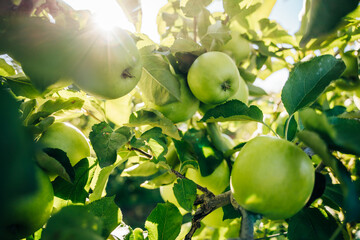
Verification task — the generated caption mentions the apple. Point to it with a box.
[1,166,54,239]
[186,160,230,196]
[0,16,75,92]
[221,33,252,65]
[71,27,143,99]
[145,75,200,123]
[38,122,91,167]
[230,136,315,220]
[187,51,241,105]
[199,73,249,113]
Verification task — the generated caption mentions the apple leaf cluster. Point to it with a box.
[1,0,360,239]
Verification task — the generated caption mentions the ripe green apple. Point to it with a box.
[71,27,142,99]
[145,75,200,123]
[187,51,241,105]
[335,51,360,91]
[221,33,252,64]
[38,122,91,167]
[231,136,314,220]
[1,166,54,239]
[186,160,230,196]
[200,73,248,113]
[0,17,75,92]
[186,160,230,227]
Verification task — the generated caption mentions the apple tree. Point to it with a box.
[1,0,360,239]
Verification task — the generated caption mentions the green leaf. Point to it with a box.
[284,116,298,141]
[299,108,336,139]
[173,178,197,211]
[38,97,84,113]
[86,196,122,238]
[138,127,169,163]
[26,97,84,126]
[281,55,346,115]
[327,117,360,156]
[180,128,223,176]
[297,130,360,221]
[138,45,181,106]
[3,74,41,98]
[180,0,212,17]
[89,156,127,202]
[247,84,267,97]
[288,208,343,240]
[116,0,142,32]
[300,0,359,47]
[19,99,37,122]
[170,38,206,55]
[52,158,90,203]
[259,19,297,45]
[0,58,15,76]
[300,109,360,155]
[200,21,231,51]
[145,202,182,240]
[200,100,264,123]
[37,148,75,183]
[89,122,133,168]
[127,109,181,140]
[27,115,55,134]
[42,205,103,240]
[322,183,343,211]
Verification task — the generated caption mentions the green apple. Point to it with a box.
[200,73,249,113]
[186,160,230,228]
[187,51,241,105]
[231,136,314,220]
[146,75,200,123]
[0,16,75,92]
[221,33,252,64]
[186,160,230,196]
[38,122,91,167]
[71,27,142,99]
[1,166,54,239]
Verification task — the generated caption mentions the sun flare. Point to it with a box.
[63,0,134,32]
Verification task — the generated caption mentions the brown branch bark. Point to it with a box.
[185,191,232,240]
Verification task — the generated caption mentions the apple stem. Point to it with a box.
[262,122,280,138]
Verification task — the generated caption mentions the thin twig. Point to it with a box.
[128,147,153,159]
[83,108,103,123]
[171,169,214,195]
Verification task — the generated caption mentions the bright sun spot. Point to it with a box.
[63,0,134,32]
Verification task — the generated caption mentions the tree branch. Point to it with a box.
[231,194,260,240]
[171,169,214,196]
[185,191,232,240]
